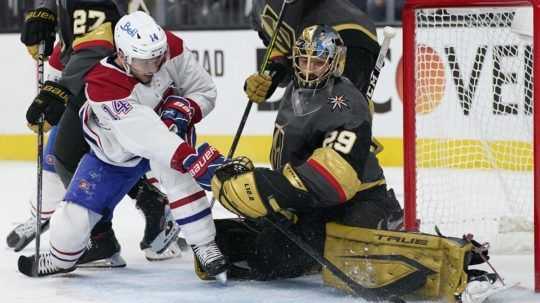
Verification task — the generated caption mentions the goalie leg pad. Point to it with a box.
[323,223,472,302]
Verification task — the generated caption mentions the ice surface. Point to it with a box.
[1,161,539,303]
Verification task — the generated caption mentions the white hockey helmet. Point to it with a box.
[114,11,168,69]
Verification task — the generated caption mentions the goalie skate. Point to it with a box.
[6,217,49,252]
[460,280,517,303]
[18,252,76,277]
[77,230,126,268]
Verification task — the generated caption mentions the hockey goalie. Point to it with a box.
[208,24,513,303]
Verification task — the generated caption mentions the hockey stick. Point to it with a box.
[33,41,46,277]
[263,217,405,302]
[227,0,296,160]
[211,0,295,208]
[366,26,396,100]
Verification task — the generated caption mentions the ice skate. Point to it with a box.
[18,252,76,277]
[192,240,228,284]
[140,206,182,261]
[7,217,49,252]
[77,229,126,268]
[459,272,517,303]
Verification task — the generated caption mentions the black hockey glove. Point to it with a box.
[20,7,57,59]
[26,81,70,133]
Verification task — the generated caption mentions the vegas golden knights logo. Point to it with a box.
[261,5,296,55]
[270,123,286,169]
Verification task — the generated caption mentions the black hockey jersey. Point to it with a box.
[271,77,385,195]
[36,0,121,104]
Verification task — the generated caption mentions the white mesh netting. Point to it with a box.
[413,7,534,253]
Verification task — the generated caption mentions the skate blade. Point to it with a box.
[215,272,227,285]
[144,242,182,261]
[12,235,34,252]
[77,253,127,268]
[144,223,182,254]
[461,282,519,303]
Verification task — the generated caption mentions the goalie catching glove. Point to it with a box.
[211,156,316,222]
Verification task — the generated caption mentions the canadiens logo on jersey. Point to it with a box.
[112,100,133,114]
[328,95,350,112]
[78,179,91,192]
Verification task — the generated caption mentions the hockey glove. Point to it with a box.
[161,96,199,146]
[210,157,298,222]
[26,81,70,133]
[244,60,291,103]
[179,143,226,191]
[20,7,57,59]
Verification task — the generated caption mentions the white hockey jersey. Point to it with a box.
[81,32,216,168]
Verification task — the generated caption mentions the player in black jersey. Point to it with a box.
[210,23,402,280]
[8,0,183,265]
[209,25,502,301]
[245,0,380,104]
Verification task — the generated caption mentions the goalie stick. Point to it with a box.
[211,0,296,209]
[33,41,46,277]
[227,0,297,160]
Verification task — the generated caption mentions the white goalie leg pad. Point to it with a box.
[49,201,102,269]
[30,170,66,221]
[151,161,215,246]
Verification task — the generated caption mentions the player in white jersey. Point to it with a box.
[17,11,228,282]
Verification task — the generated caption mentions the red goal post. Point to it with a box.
[402,0,540,292]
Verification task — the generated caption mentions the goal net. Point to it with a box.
[402,2,536,255]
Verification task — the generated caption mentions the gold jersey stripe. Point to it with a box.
[333,23,378,42]
[72,22,114,50]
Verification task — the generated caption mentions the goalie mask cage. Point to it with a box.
[402,0,540,291]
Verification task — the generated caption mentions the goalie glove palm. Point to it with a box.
[211,158,297,222]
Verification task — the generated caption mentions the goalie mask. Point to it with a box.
[292,25,346,90]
